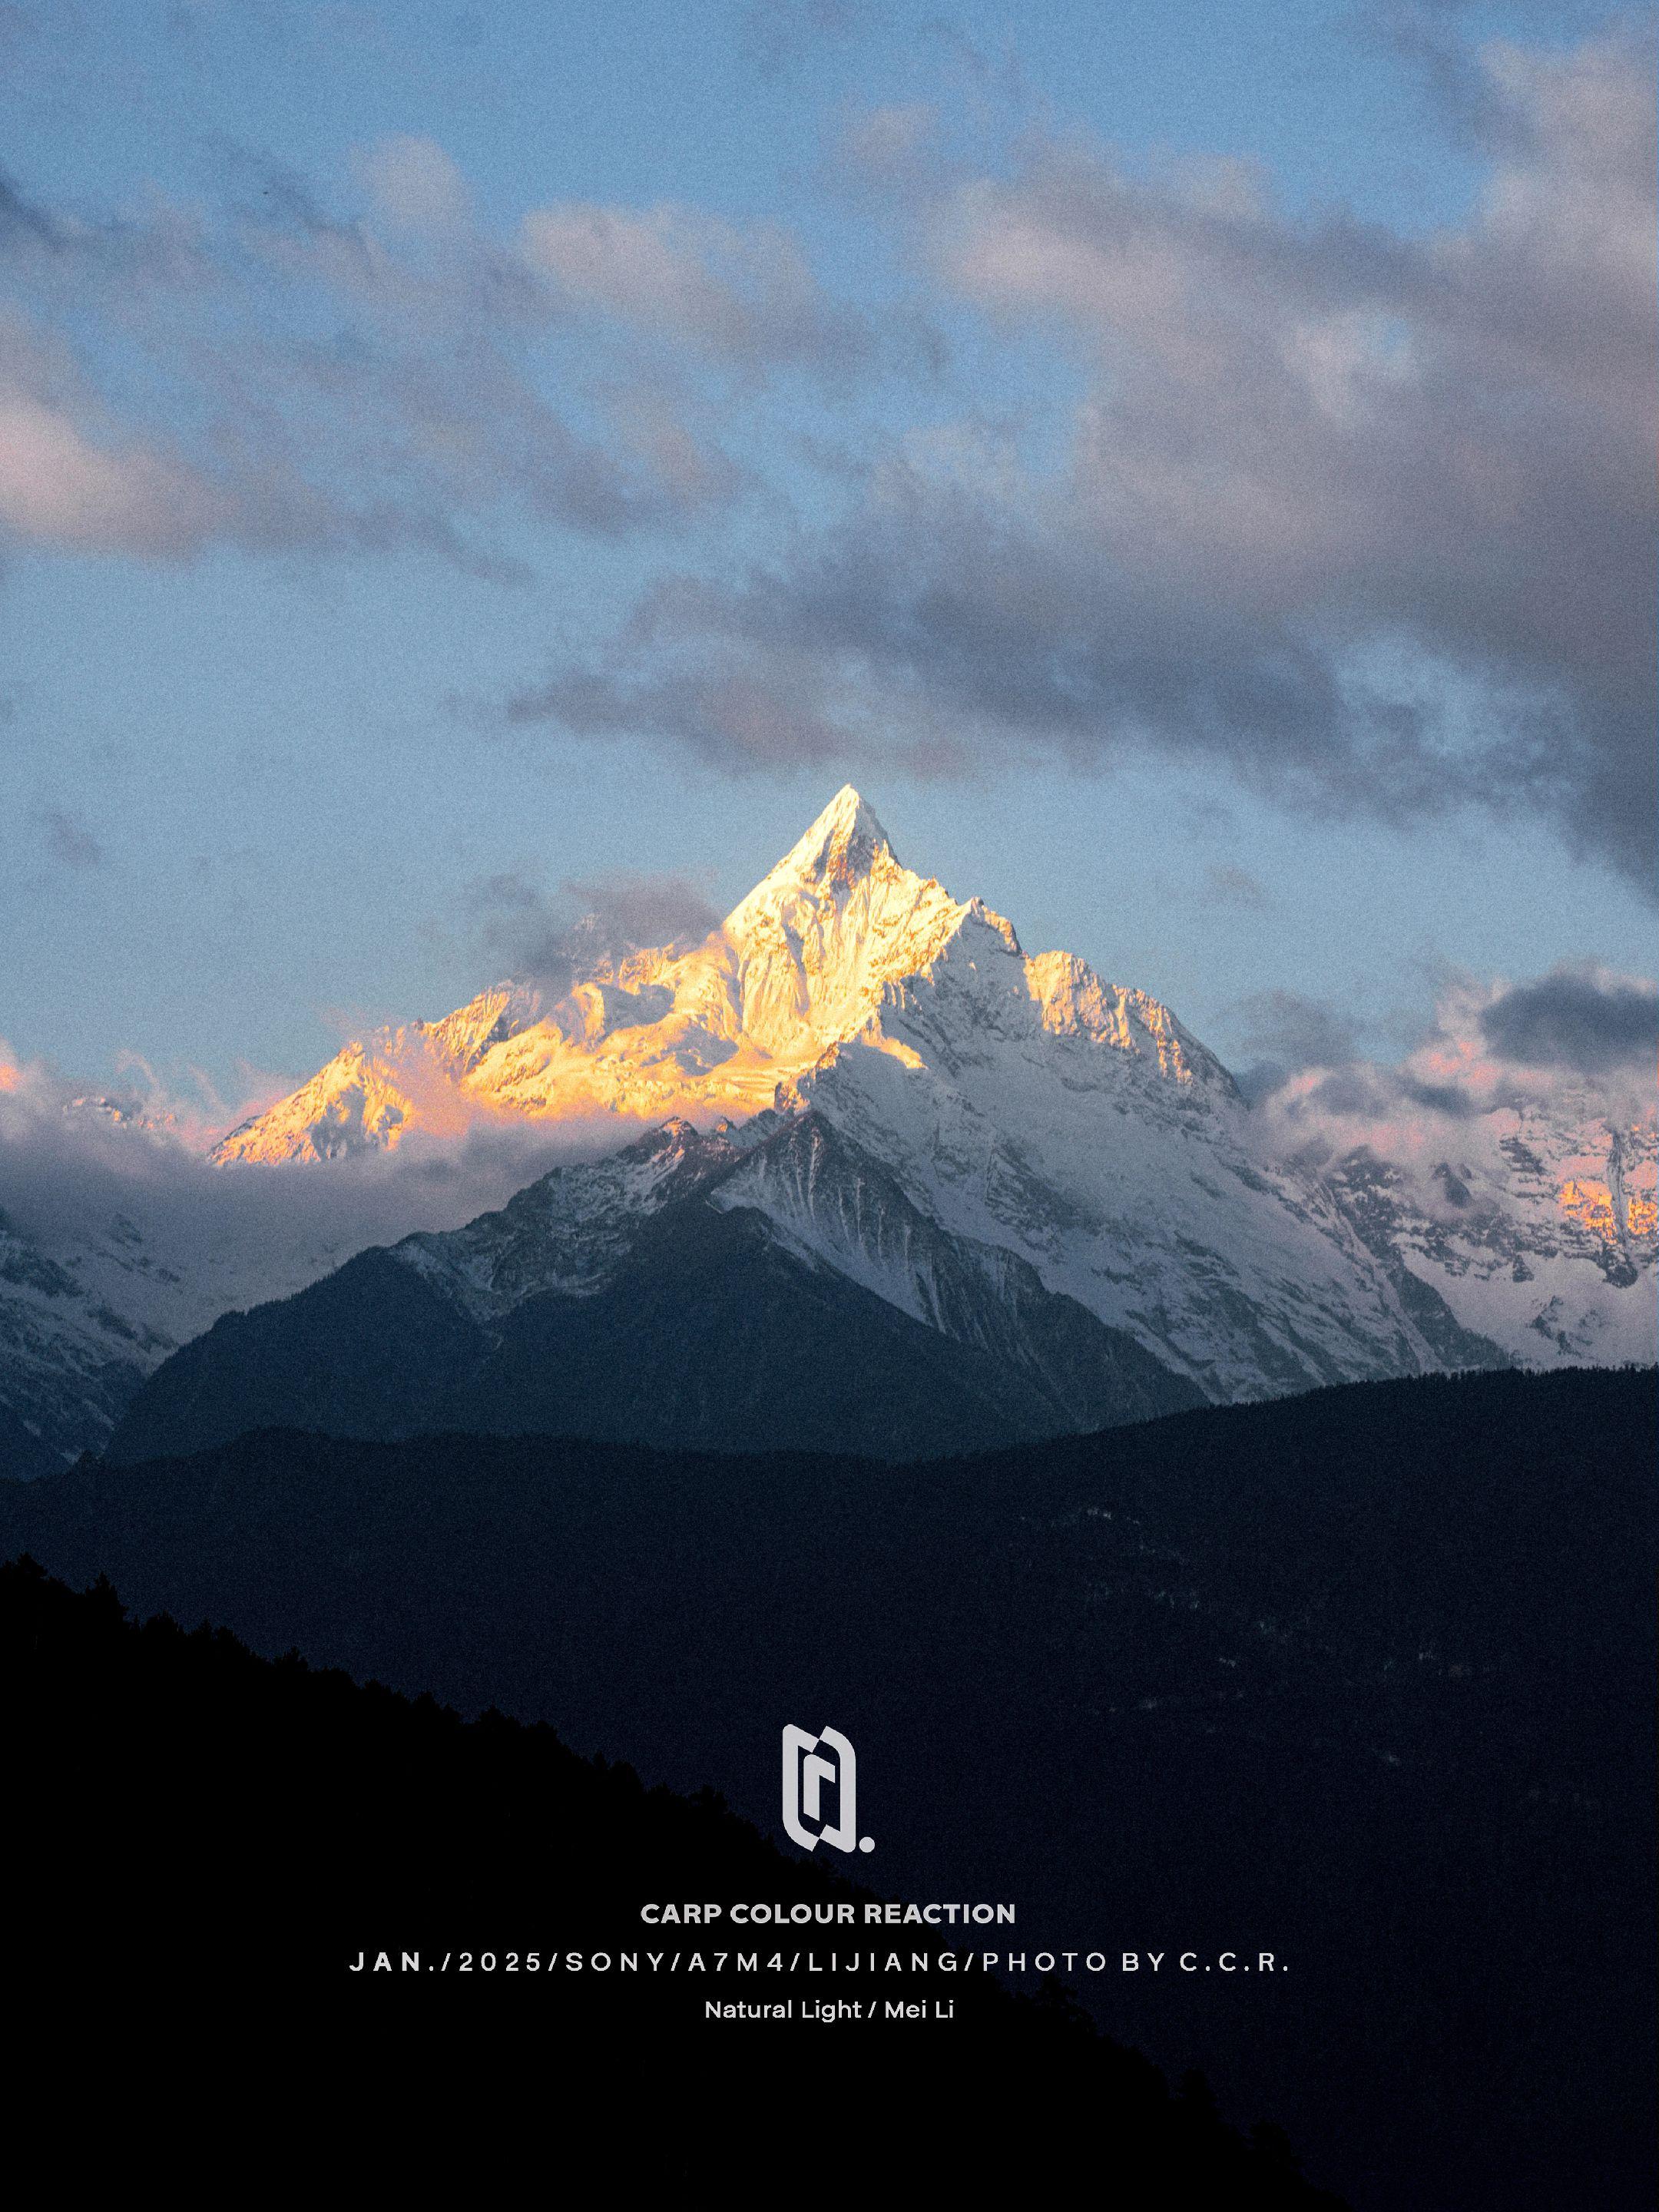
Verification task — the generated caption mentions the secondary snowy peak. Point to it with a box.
[210,981,551,1164]
[1329,1097,1657,1371]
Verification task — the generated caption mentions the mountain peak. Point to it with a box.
[769,785,896,891]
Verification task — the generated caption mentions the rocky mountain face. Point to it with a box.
[5,788,1653,1471]
[0,1212,157,1475]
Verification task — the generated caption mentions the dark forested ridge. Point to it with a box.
[5,1365,1654,2207]
[7,1558,1341,2203]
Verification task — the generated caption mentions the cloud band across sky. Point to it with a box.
[0,0,1652,983]
[505,30,1657,889]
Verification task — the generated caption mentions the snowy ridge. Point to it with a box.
[397,1115,744,1320]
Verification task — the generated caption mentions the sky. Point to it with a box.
[0,0,1654,1119]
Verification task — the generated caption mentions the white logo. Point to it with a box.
[782,1724,874,1856]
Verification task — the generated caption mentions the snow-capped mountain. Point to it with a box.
[11,787,1654,1472]
[202,786,1654,1406]
[0,1210,164,1474]
[0,1161,353,1474]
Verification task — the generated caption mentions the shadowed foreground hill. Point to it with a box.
[3,1366,1653,2207]
[7,1558,1340,2203]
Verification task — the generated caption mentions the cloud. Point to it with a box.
[1204,863,1267,910]
[1228,988,1359,1102]
[0,310,230,557]
[0,144,767,570]
[0,162,209,286]
[357,135,470,233]
[36,805,102,868]
[1238,960,1657,1201]
[0,391,219,557]
[467,865,723,990]
[521,200,868,377]
[503,651,862,771]
[2,16,1649,896]
[510,28,1656,888]
[0,1036,639,1354]
[1479,963,1659,1073]
[561,867,723,951]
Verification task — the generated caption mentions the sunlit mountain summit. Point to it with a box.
[213,786,1224,1162]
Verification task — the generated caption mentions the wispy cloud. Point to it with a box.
[0,134,848,569]
[1,15,1651,902]
[521,200,870,379]
[1204,863,1267,912]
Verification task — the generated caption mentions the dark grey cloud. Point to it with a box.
[508,28,1656,889]
[1479,965,1659,1072]
[1234,988,1359,1071]
[504,651,858,771]
[1396,1075,1482,1119]
[468,865,721,990]
[561,868,723,952]
[467,871,571,989]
